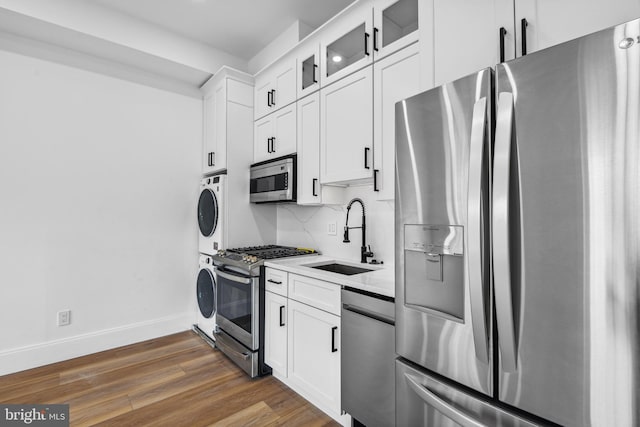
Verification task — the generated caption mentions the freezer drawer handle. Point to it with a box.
[493,92,519,372]
[405,374,487,427]
[467,96,490,364]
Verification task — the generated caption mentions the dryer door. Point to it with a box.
[197,268,216,319]
[197,188,218,237]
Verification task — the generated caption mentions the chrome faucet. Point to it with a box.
[343,198,374,263]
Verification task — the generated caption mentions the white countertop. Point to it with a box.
[264,255,395,298]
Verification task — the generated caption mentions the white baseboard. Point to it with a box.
[0,313,192,376]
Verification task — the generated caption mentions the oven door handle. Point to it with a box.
[215,269,253,285]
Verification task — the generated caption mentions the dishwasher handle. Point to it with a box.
[343,303,395,326]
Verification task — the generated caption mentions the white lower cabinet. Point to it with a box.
[263,267,344,423]
[287,299,341,416]
[264,291,288,376]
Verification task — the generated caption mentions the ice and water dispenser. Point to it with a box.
[404,224,465,321]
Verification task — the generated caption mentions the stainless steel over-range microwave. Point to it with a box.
[249,155,296,203]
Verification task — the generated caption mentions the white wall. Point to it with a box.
[0,49,201,375]
[277,185,395,268]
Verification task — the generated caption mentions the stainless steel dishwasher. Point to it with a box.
[341,287,395,427]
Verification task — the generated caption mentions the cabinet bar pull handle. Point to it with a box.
[212,152,215,166]
[374,169,379,191]
[521,18,528,56]
[267,91,272,107]
[313,64,318,83]
[499,27,507,63]
[312,178,318,197]
[364,147,370,169]
[267,138,272,153]
[267,279,282,285]
[364,32,370,56]
[331,326,338,352]
[279,306,285,327]
[207,152,211,166]
[271,137,276,153]
[373,27,379,51]
[271,89,276,106]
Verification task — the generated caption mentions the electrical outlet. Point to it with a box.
[57,310,71,326]
[327,222,337,236]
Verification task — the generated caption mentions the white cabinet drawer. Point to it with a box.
[265,268,289,297]
[288,273,341,316]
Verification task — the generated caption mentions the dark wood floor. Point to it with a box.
[0,331,340,427]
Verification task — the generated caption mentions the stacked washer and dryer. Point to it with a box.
[195,174,226,344]
[194,68,276,347]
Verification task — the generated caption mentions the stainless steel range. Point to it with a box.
[211,245,317,377]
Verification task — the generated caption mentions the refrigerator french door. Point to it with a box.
[396,18,640,427]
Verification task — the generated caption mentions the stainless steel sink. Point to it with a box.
[310,262,373,276]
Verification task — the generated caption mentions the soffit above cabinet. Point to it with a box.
[0,7,214,97]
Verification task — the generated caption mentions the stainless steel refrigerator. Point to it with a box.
[395,18,640,427]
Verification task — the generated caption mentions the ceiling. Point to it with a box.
[88,0,356,61]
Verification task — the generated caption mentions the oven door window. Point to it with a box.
[217,273,253,334]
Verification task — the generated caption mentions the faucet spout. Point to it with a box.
[343,198,373,263]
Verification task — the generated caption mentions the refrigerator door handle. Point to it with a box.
[405,373,488,427]
[467,96,489,365]
[493,92,518,372]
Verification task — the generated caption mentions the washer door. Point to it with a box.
[198,188,218,237]
[197,268,216,319]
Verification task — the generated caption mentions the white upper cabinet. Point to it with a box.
[434,0,640,85]
[320,66,373,185]
[202,89,218,174]
[321,8,374,87]
[433,0,514,86]
[254,56,297,120]
[373,0,421,60]
[296,93,322,204]
[253,103,296,163]
[202,70,253,175]
[373,42,422,201]
[514,0,640,57]
[297,43,321,99]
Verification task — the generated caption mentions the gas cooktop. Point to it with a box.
[212,245,318,274]
[227,245,317,259]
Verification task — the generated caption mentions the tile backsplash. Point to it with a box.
[277,185,395,269]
